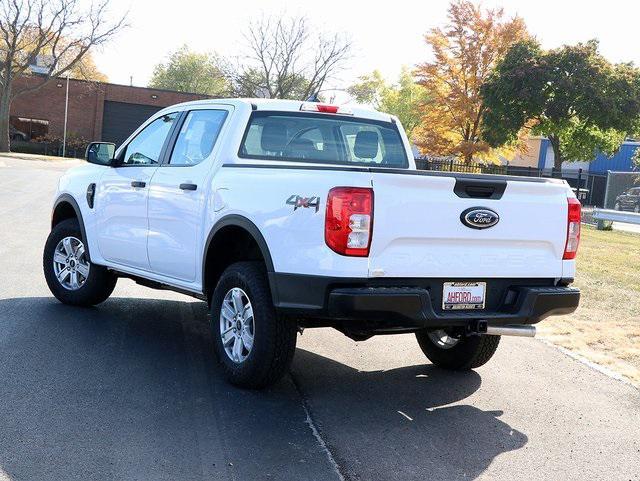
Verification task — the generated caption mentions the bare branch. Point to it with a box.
[228,14,351,100]
[0,0,126,151]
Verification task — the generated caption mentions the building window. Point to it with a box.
[10,116,49,141]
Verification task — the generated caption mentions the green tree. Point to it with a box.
[348,68,430,138]
[348,70,386,106]
[481,40,640,169]
[149,45,230,96]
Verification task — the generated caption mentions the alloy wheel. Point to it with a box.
[219,287,255,363]
[52,236,90,290]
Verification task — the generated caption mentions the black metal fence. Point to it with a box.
[415,157,608,207]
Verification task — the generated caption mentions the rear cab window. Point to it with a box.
[238,111,409,168]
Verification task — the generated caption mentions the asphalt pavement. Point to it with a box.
[0,156,638,481]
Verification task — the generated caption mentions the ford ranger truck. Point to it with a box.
[43,99,581,388]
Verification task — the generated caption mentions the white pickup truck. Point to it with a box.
[43,98,581,388]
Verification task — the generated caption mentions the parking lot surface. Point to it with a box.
[0,157,638,481]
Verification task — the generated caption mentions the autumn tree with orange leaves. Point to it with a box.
[414,1,529,163]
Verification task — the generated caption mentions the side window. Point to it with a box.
[168,110,228,166]
[120,113,178,166]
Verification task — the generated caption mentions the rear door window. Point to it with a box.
[239,111,408,168]
[168,110,228,166]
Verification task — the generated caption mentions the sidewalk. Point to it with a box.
[0,152,77,162]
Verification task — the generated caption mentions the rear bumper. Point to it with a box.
[326,285,579,327]
[270,273,580,329]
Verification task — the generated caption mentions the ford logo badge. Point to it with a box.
[460,207,499,230]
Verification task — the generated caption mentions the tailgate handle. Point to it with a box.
[454,178,506,200]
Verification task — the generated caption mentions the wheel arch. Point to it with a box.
[52,194,91,261]
[202,215,275,302]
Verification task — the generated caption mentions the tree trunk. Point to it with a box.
[548,134,563,176]
[0,87,11,153]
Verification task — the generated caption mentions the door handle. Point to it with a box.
[131,181,146,188]
[179,183,197,191]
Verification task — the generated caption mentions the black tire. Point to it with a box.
[416,330,500,370]
[43,218,117,306]
[634,204,640,214]
[210,261,297,389]
[614,202,621,211]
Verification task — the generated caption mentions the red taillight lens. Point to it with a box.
[316,104,339,113]
[325,187,374,257]
[563,197,581,260]
[300,102,353,115]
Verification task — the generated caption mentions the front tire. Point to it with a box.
[43,218,117,306]
[416,329,500,370]
[211,262,297,389]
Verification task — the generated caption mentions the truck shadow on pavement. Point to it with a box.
[292,348,528,480]
[0,296,526,481]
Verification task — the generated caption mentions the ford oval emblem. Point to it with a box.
[460,207,500,230]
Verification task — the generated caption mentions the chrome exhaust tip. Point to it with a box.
[485,324,536,338]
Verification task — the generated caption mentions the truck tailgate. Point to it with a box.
[369,172,569,279]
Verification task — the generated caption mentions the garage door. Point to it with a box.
[101,101,163,147]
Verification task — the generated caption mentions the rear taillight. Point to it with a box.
[325,187,373,257]
[563,197,581,260]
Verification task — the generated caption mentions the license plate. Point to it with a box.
[442,282,486,310]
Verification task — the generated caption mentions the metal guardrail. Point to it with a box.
[592,208,640,230]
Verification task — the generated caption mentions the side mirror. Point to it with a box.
[86,142,116,166]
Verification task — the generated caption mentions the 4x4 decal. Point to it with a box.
[286,194,320,212]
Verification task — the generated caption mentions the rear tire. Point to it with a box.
[634,204,639,213]
[210,261,297,389]
[43,218,117,306]
[416,329,500,370]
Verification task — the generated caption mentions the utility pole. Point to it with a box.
[62,73,69,157]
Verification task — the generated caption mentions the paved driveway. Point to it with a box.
[0,157,638,481]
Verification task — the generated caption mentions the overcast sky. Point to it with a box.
[93,0,640,89]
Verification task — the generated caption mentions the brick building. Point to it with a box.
[10,76,209,147]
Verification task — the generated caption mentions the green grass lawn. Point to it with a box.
[539,225,640,385]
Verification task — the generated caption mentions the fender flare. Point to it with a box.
[202,214,275,281]
[52,194,92,261]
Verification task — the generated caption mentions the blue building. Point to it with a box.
[535,138,639,174]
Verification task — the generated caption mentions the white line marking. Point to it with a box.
[291,375,346,481]
[397,410,413,421]
[302,407,346,481]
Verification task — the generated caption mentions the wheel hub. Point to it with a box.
[427,329,461,349]
[52,236,90,291]
[220,287,255,363]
